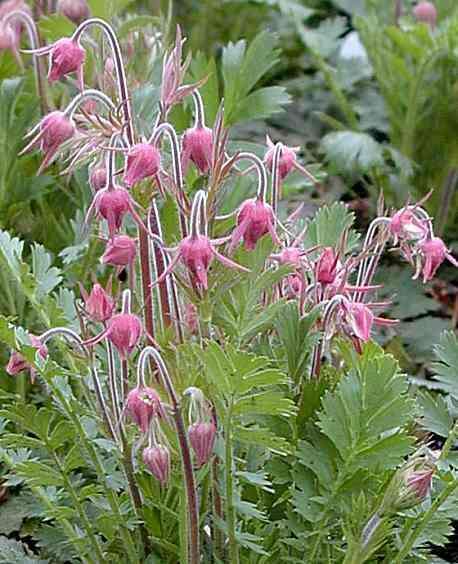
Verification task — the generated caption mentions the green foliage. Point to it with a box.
[321,130,384,174]
[303,201,360,251]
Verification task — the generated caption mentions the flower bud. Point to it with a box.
[182,125,213,174]
[123,143,161,187]
[413,2,437,27]
[40,111,75,163]
[342,301,374,342]
[418,237,447,282]
[0,0,30,51]
[316,247,339,284]
[126,386,163,433]
[84,283,114,322]
[101,235,137,267]
[0,21,16,50]
[230,198,279,252]
[265,142,298,180]
[48,38,86,83]
[6,335,48,377]
[390,209,427,243]
[143,445,170,486]
[106,313,142,359]
[89,166,107,192]
[275,247,302,266]
[180,235,214,289]
[95,187,132,237]
[188,421,216,467]
[57,0,90,24]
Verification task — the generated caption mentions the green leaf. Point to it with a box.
[118,15,160,39]
[230,86,290,123]
[431,331,458,399]
[321,131,385,174]
[298,17,348,58]
[303,202,359,251]
[0,536,48,563]
[31,244,62,299]
[0,492,38,536]
[238,31,280,99]
[418,391,453,438]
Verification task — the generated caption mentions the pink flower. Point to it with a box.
[89,166,107,192]
[414,1,437,27]
[57,0,90,24]
[182,125,213,174]
[101,235,137,267]
[340,299,397,344]
[94,187,132,237]
[126,386,164,433]
[188,421,216,467]
[264,136,298,180]
[6,335,48,377]
[143,445,170,486]
[316,247,340,285]
[0,20,16,50]
[105,313,142,359]
[83,283,114,323]
[406,468,434,501]
[230,198,280,252]
[21,111,75,172]
[271,246,306,297]
[48,38,86,83]
[390,208,427,244]
[0,0,30,51]
[123,143,161,187]
[417,237,458,282]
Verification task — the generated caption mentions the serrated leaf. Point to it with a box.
[0,536,48,563]
[298,17,348,58]
[31,244,62,299]
[418,391,453,438]
[321,130,384,174]
[230,86,290,123]
[431,331,458,398]
[303,202,359,251]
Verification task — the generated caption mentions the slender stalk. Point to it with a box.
[224,401,239,564]
[212,456,223,559]
[436,169,457,237]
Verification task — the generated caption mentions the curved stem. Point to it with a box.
[310,296,344,379]
[3,10,48,113]
[64,88,117,119]
[192,90,205,128]
[234,152,267,202]
[271,143,282,214]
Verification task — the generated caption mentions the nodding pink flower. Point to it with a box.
[416,237,458,282]
[188,421,216,467]
[264,135,298,180]
[123,143,161,187]
[273,247,303,266]
[180,235,214,289]
[230,198,280,252]
[48,38,86,83]
[21,111,75,172]
[340,300,397,344]
[271,246,306,297]
[89,166,107,192]
[0,20,16,50]
[182,125,213,174]
[94,187,132,237]
[414,1,437,27]
[83,283,114,323]
[6,335,48,377]
[57,0,90,24]
[143,445,170,486]
[316,247,340,285]
[126,386,164,433]
[105,312,142,359]
[390,208,427,244]
[101,235,137,267]
[406,467,434,501]
[0,1,30,51]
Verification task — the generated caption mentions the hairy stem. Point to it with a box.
[224,401,239,564]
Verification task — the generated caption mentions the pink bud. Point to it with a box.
[39,111,75,165]
[182,125,213,174]
[57,0,90,24]
[316,247,339,284]
[0,21,17,50]
[188,422,216,467]
[265,139,298,180]
[95,187,132,237]
[406,468,434,501]
[276,247,302,266]
[126,386,163,433]
[0,0,30,50]
[231,198,279,252]
[342,301,374,342]
[48,38,85,83]
[123,143,161,187]
[106,313,142,359]
[413,1,437,27]
[179,235,214,289]
[143,445,170,486]
[390,209,427,242]
[6,335,48,377]
[84,283,114,322]
[419,237,448,282]
[101,235,136,267]
[89,166,107,192]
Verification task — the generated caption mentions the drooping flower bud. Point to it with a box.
[390,208,427,244]
[316,247,340,285]
[101,235,137,267]
[57,0,90,24]
[0,20,16,50]
[180,235,214,289]
[89,166,107,192]
[143,445,170,486]
[182,125,213,174]
[84,283,114,322]
[95,187,132,237]
[48,38,86,83]
[126,386,163,433]
[105,312,142,359]
[417,236,457,282]
[230,198,280,252]
[341,301,374,342]
[413,1,437,27]
[0,0,30,52]
[123,143,161,187]
[188,421,216,467]
[264,137,298,180]
[6,335,48,377]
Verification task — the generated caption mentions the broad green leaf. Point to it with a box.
[321,130,384,174]
[431,331,458,398]
[230,86,290,123]
[418,391,453,438]
[298,17,348,58]
[303,202,359,251]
